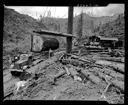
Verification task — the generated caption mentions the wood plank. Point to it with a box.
[33,30,76,38]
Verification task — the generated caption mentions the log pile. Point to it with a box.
[59,54,124,93]
[4,51,124,103]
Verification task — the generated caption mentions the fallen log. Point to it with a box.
[61,58,90,68]
[4,92,14,100]
[50,65,81,83]
[100,57,124,63]
[111,79,124,93]
[26,55,59,74]
[78,69,101,84]
[107,65,124,74]
[89,67,119,79]
[32,58,45,65]
[67,56,124,76]
[66,54,107,69]
[67,66,82,81]
[84,67,124,92]
[95,63,124,75]
[95,61,124,74]
[74,66,124,93]
[59,54,124,92]
[60,58,106,83]
[82,68,124,93]
[69,54,95,63]
[53,70,66,82]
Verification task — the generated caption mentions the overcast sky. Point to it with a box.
[5,4,124,19]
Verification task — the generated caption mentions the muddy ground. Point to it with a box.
[3,50,124,104]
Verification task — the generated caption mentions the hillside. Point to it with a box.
[94,13,125,40]
[3,7,124,56]
[40,13,119,38]
[74,13,119,37]
[3,8,47,55]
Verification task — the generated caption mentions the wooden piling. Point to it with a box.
[66,7,73,53]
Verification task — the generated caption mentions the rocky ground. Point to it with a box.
[3,48,124,104]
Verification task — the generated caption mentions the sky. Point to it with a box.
[5,4,124,19]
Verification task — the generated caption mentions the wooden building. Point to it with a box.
[87,36,123,49]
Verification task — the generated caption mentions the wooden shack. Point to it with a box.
[88,36,120,49]
[98,36,118,49]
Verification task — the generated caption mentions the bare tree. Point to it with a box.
[76,10,83,43]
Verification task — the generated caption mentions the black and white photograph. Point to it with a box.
[3,4,125,103]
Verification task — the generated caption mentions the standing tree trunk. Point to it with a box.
[76,11,83,44]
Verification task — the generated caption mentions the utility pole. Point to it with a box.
[66,6,74,53]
